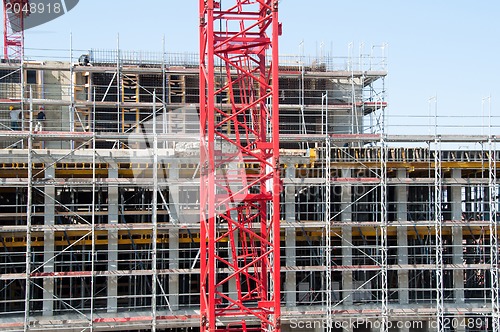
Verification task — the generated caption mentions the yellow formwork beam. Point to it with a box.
[0,225,493,248]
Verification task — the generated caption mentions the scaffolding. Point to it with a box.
[0,43,500,332]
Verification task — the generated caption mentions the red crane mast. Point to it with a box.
[199,1,281,331]
[3,0,28,60]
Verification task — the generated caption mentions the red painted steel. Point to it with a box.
[199,1,281,332]
[3,0,28,60]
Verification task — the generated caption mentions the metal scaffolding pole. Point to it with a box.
[23,87,34,332]
[299,45,308,149]
[116,35,121,142]
[69,33,75,149]
[322,92,332,332]
[162,37,167,146]
[152,90,159,332]
[434,138,444,332]
[89,85,97,332]
[489,137,499,332]
[380,135,388,332]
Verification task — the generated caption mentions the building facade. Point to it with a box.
[0,48,497,332]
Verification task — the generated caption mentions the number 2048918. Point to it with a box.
[6,2,62,15]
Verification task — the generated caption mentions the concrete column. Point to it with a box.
[451,169,462,222]
[398,326,410,332]
[454,317,467,332]
[341,168,353,306]
[168,161,180,223]
[452,225,465,304]
[396,169,408,223]
[169,162,179,310]
[285,164,296,306]
[396,169,409,305]
[341,168,352,223]
[342,226,353,306]
[228,211,238,303]
[313,323,324,332]
[42,166,55,316]
[342,322,354,332]
[285,227,296,306]
[285,164,296,225]
[397,227,409,305]
[452,168,465,304]
[169,229,179,310]
[107,166,119,313]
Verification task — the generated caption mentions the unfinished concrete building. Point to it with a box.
[0,46,498,332]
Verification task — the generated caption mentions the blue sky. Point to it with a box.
[16,1,500,135]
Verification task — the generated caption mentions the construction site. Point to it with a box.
[0,1,499,332]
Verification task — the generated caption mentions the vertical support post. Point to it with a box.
[341,168,353,307]
[116,34,121,139]
[284,226,296,307]
[324,158,332,331]
[451,169,464,304]
[43,165,55,316]
[323,92,332,332]
[228,218,238,303]
[341,168,352,223]
[151,90,158,332]
[162,36,167,140]
[169,228,179,311]
[380,137,388,332]
[489,137,499,332]
[69,33,75,149]
[341,226,352,306]
[396,169,408,223]
[89,100,97,332]
[169,161,179,311]
[199,0,214,328]
[23,86,34,332]
[396,168,409,305]
[285,164,296,306]
[107,165,119,313]
[434,138,444,332]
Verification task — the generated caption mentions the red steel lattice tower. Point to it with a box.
[3,0,28,60]
[199,1,281,331]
